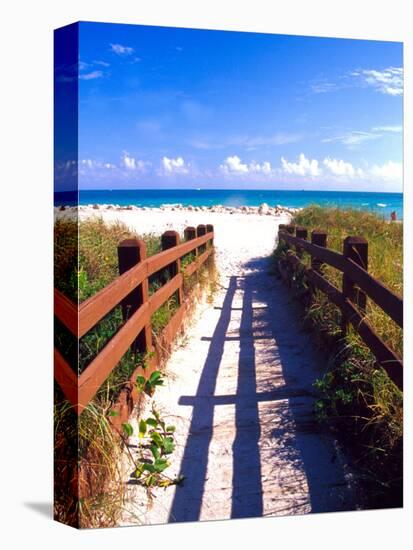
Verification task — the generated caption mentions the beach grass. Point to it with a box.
[273,205,403,508]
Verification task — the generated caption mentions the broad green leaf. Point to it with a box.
[145,474,156,486]
[150,444,160,459]
[136,375,146,385]
[149,371,162,383]
[108,410,120,417]
[138,419,147,438]
[135,464,144,478]
[154,458,169,472]
[150,432,163,447]
[122,422,133,437]
[142,463,156,473]
[146,418,158,427]
[165,425,176,433]
[163,436,175,454]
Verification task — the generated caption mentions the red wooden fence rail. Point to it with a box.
[54,226,215,415]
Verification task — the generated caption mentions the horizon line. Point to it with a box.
[73,188,403,194]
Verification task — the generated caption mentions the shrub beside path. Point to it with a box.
[121,214,358,525]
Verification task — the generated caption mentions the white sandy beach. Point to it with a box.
[76,205,293,277]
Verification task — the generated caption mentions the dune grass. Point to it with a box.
[273,206,403,508]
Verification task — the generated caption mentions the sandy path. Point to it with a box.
[80,210,357,524]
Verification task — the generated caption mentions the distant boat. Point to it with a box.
[195,188,201,191]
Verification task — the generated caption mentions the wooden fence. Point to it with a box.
[277,224,403,390]
[54,224,215,420]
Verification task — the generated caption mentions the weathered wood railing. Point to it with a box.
[54,224,214,418]
[277,224,403,389]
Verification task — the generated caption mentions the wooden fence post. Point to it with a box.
[284,224,295,251]
[118,238,152,355]
[184,226,196,244]
[311,230,327,273]
[342,236,368,335]
[295,226,308,258]
[161,230,183,306]
[206,224,214,247]
[196,224,206,255]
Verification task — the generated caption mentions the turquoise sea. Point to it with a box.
[56,189,403,219]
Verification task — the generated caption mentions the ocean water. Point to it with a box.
[57,189,403,219]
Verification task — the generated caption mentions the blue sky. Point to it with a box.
[63,22,403,191]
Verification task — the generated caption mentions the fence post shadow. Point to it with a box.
[168,276,238,522]
[231,277,263,518]
[169,274,265,522]
[169,256,357,523]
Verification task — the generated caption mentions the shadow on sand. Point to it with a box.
[169,257,356,522]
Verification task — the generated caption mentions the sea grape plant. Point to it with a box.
[135,370,165,396]
[122,405,184,490]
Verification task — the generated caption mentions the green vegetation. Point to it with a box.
[135,370,165,397]
[273,206,403,508]
[122,405,184,491]
[54,217,216,527]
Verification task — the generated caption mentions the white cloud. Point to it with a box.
[79,70,103,81]
[323,157,363,178]
[80,159,117,171]
[219,156,272,175]
[371,125,402,133]
[80,159,97,168]
[323,123,403,149]
[161,156,189,174]
[121,153,149,172]
[110,43,134,55]
[279,154,401,187]
[351,67,403,96]
[220,155,248,174]
[369,161,402,181]
[250,161,272,174]
[323,131,381,147]
[281,153,320,177]
[122,153,136,170]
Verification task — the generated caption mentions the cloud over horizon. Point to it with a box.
[220,155,272,175]
[161,156,190,175]
[281,153,320,177]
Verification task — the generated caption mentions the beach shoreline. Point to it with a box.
[60,202,300,216]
